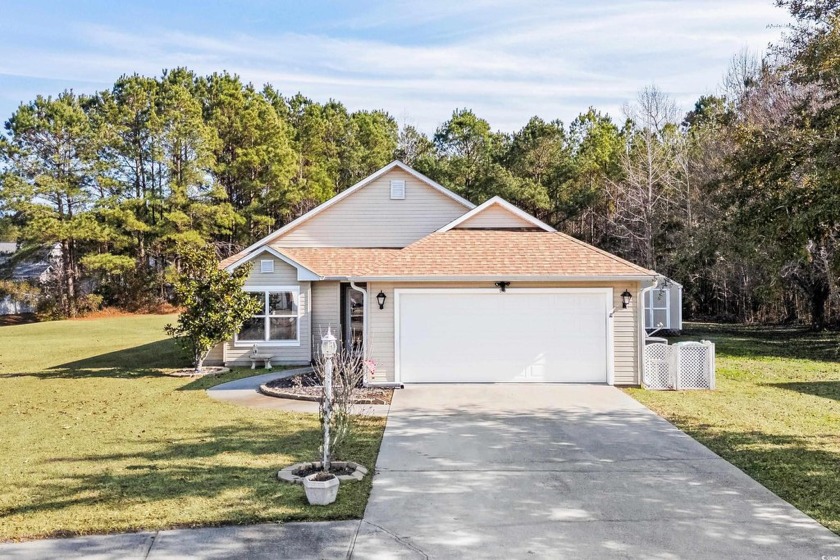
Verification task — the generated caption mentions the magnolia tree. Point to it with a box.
[165,246,262,372]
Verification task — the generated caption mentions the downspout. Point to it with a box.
[349,281,368,360]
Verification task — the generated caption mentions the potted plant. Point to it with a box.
[303,471,339,505]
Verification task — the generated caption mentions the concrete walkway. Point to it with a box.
[350,384,840,559]
[0,521,360,559]
[206,367,390,416]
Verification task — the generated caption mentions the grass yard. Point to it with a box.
[0,314,385,542]
[627,323,840,535]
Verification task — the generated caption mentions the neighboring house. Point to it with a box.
[211,161,657,386]
[643,276,683,334]
[0,242,56,315]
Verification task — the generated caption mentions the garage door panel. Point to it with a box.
[397,290,610,383]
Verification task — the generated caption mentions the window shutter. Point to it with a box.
[390,180,406,200]
[260,259,274,273]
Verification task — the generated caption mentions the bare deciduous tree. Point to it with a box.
[312,345,367,466]
[610,86,681,269]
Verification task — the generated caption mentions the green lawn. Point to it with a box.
[627,323,840,535]
[0,314,385,542]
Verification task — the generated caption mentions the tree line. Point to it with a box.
[1,0,839,328]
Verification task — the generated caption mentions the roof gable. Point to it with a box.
[222,246,320,281]
[438,196,555,232]
[238,161,474,253]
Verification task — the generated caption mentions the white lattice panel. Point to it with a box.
[644,340,715,390]
[644,343,673,389]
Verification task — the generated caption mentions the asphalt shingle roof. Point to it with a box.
[219,230,653,279]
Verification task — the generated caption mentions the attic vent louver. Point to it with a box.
[390,180,406,200]
[260,259,274,273]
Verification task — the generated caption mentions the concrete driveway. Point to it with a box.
[352,384,840,559]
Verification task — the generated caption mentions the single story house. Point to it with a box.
[643,276,683,334]
[211,161,657,386]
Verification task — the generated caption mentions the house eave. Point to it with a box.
[342,274,656,283]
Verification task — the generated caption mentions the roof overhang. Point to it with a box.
[224,246,322,281]
[437,196,555,233]
[345,274,656,283]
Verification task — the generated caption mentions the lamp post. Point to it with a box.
[321,327,338,471]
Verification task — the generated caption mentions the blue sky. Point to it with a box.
[0,0,790,133]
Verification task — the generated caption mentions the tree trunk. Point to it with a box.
[810,283,829,331]
[194,349,205,374]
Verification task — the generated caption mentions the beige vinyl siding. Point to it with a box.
[205,341,225,365]
[670,286,682,330]
[311,281,341,341]
[273,169,469,248]
[367,281,641,385]
[454,204,537,229]
[242,255,299,286]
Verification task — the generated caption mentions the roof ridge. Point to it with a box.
[552,231,653,275]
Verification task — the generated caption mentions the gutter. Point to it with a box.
[333,274,657,283]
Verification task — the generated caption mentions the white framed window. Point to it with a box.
[645,288,670,329]
[390,179,406,200]
[260,259,275,273]
[235,286,300,346]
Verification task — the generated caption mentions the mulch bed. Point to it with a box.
[260,371,393,405]
[294,464,357,478]
[167,366,230,377]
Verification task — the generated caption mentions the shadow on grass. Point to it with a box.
[0,419,380,535]
[770,381,840,402]
[678,322,840,362]
[2,339,189,380]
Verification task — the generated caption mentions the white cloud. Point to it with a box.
[0,0,791,133]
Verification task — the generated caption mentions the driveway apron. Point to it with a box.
[351,384,840,559]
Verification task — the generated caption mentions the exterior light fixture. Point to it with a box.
[621,289,633,309]
[321,327,338,358]
[495,281,510,293]
[376,290,387,310]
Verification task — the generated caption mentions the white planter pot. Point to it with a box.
[303,473,340,505]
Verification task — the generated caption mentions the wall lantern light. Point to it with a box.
[621,289,633,309]
[495,281,510,293]
[321,326,338,358]
[376,290,387,310]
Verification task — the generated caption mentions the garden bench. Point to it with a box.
[249,345,275,369]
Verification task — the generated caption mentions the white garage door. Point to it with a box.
[395,289,612,384]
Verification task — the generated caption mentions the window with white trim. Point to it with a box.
[236,287,300,344]
[645,288,670,329]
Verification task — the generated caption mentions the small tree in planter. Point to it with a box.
[302,329,367,505]
[314,340,367,468]
[165,246,262,373]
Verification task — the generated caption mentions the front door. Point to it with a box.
[343,285,365,353]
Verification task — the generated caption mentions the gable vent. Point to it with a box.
[260,259,275,273]
[390,179,406,200]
